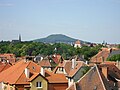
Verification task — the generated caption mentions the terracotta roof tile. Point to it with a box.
[0,53,16,64]
[0,62,11,73]
[46,73,68,83]
[52,54,62,64]
[67,64,120,90]
[0,60,41,85]
[90,48,110,63]
[68,61,86,77]
[39,59,51,67]
[53,60,86,77]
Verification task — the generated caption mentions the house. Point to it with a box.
[53,57,88,87]
[0,53,16,64]
[29,73,48,90]
[0,59,48,90]
[74,40,82,48]
[45,70,68,90]
[67,64,120,90]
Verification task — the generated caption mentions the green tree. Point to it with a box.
[107,54,120,61]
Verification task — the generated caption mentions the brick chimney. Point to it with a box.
[102,66,108,79]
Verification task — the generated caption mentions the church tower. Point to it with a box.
[19,34,21,42]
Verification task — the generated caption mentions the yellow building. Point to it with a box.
[29,73,48,90]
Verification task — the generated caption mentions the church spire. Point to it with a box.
[19,34,21,42]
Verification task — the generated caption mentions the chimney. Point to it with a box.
[40,67,45,76]
[102,66,108,79]
[72,59,76,69]
[25,68,30,78]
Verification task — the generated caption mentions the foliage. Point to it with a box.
[118,45,120,49]
[107,54,120,61]
[82,66,90,75]
[75,45,102,60]
[0,41,101,60]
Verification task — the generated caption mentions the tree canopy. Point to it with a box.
[0,41,102,60]
[107,54,120,61]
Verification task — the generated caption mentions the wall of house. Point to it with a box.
[30,76,48,90]
[48,83,68,90]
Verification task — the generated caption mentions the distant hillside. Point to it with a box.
[33,34,88,44]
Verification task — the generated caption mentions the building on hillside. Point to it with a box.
[74,40,82,48]
[67,64,120,90]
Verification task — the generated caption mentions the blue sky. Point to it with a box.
[0,0,120,43]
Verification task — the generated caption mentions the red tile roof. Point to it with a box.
[68,61,86,77]
[39,59,51,67]
[0,62,11,73]
[0,60,41,85]
[46,73,68,83]
[0,53,16,64]
[53,60,86,77]
[90,48,110,63]
[52,54,63,64]
[67,64,120,90]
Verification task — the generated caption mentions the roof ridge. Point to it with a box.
[95,65,106,90]
[0,64,8,72]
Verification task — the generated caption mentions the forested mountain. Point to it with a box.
[33,34,85,44]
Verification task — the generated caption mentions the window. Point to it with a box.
[32,66,35,70]
[36,82,42,88]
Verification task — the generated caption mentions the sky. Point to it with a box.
[0,0,120,44]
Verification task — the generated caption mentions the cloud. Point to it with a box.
[0,3,14,7]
